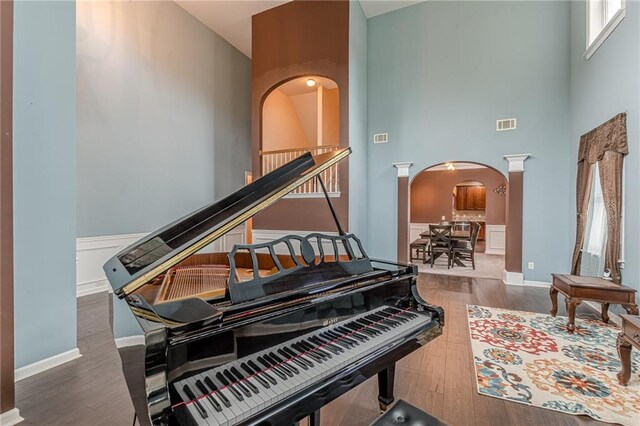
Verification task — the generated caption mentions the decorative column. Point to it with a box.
[393,162,413,264]
[503,154,530,285]
[0,1,21,425]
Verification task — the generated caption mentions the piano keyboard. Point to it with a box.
[173,306,429,425]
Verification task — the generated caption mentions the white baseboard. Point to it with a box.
[0,408,23,426]
[523,280,551,288]
[484,249,505,256]
[115,335,145,349]
[15,348,81,382]
[76,279,110,297]
[503,270,524,286]
[584,301,623,326]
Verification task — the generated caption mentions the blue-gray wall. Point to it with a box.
[75,1,251,338]
[13,1,77,368]
[76,1,251,238]
[366,1,573,282]
[348,1,368,243]
[570,0,640,290]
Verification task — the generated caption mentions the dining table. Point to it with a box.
[419,227,471,267]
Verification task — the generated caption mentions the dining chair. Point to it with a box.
[428,225,452,269]
[451,222,481,269]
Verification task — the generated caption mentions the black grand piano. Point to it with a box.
[104,148,444,425]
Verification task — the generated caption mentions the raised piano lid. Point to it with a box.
[104,147,351,298]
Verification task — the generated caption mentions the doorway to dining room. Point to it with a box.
[409,162,507,279]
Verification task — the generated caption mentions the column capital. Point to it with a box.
[392,162,413,177]
[503,154,531,172]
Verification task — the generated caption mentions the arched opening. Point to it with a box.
[260,76,340,194]
[409,161,507,278]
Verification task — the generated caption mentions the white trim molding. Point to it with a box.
[115,335,145,349]
[585,1,626,60]
[523,280,552,288]
[15,348,81,382]
[393,162,413,177]
[503,270,524,286]
[0,408,23,426]
[503,154,531,173]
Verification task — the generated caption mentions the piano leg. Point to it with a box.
[309,409,321,426]
[377,364,396,411]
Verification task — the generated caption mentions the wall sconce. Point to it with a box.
[445,162,455,170]
[494,184,506,195]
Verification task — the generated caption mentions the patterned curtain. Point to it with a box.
[570,113,628,283]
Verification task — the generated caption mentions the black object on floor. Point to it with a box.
[371,399,447,426]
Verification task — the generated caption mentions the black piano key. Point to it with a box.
[223,369,251,397]
[183,384,208,419]
[300,340,332,359]
[320,330,346,347]
[357,319,389,332]
[313,335,344,352]
[258,356,288,380]
[345,323,376,337]
[264,353,294,377]
[249,359,278,385]
[326,329,357,347]
[336,327,367,342]
[292,342,324,363]
[230,367,259,394]
[269,352,299,374]
[369,313,399,327]
[241,362,270,389]
[195,380,222,412]
[203,376,231,408]
[277,348,308,370]
[215,372,244,401]
[309,336,341,355]
[282,346,314,367]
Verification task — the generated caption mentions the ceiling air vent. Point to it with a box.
[373,133,388,144]
[496,118,517,131]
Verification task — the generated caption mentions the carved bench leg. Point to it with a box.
[549,286,558,317]
[623,303,639,315]
[566,300,580,333]
[378,364,396,411]
[601,303,610,323]
[617,333,633,386]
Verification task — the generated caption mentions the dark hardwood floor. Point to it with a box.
[15,274,607,425]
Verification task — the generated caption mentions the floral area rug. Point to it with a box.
[467,305,640,425]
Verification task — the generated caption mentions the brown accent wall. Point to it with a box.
[252,0,349,231]
[0,0,14,414]
[505,171,523,273]
[410,168,507,225]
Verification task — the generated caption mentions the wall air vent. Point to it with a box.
[496,118,517,131]
[373,133,388,144]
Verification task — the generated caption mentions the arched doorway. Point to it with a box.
[409,162,507,278]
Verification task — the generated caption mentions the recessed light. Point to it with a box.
[306,79,316,87]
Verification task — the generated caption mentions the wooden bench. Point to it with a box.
[550,274,638,333]
[616,314,640,386]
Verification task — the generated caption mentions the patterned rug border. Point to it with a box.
[465,304,640,426]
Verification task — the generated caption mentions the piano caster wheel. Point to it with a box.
[379,402,389,412]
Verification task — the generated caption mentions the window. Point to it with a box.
[580,163,608,277]
[586,0,626,59]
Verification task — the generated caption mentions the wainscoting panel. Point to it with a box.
[76,226,245,297]
[485,225,506,255]
[76,233,147,297]
[409,223,430,243]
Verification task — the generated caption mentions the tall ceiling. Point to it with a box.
[174,1,425,58]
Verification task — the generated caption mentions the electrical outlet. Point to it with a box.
[528,262,535,270]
